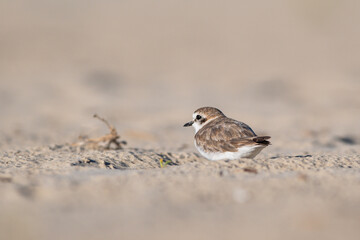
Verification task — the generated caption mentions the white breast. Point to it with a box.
[195,141,265,160]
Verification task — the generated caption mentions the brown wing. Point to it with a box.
[195,117,271,152]
[229,136,271,147]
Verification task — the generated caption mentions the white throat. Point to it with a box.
[192,121,202,133]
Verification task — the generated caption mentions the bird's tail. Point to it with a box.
[252,136,271,146]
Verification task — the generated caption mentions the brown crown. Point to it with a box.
[194,107,225,119]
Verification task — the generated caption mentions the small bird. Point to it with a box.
[184,107,270,160]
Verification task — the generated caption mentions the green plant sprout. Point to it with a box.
[159,158,172,168]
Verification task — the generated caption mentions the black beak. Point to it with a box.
[183,121,194,127]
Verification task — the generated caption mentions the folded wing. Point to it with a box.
[195,117,271,153]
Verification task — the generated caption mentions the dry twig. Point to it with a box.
[72,114,127,150]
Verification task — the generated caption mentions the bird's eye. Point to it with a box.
[196,115,202,120]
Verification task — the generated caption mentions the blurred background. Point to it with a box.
[1,2,360,240]
[0,0,359,151]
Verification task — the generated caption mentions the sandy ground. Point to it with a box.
[1,1,360,239]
